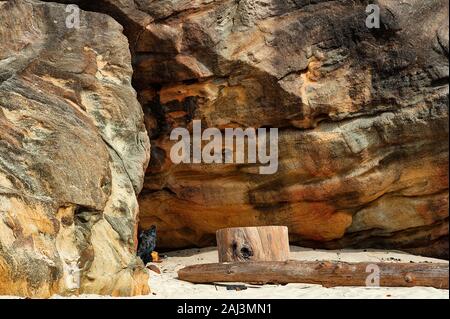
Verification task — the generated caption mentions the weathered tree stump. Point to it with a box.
[216,226,290,262]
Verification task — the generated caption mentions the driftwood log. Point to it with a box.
[178,261,449,289]
[216,226,290,262]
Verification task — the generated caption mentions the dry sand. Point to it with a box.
[2,246,448,299]
[144,246,449,299]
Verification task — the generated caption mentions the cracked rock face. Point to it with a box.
[0,0,150,297]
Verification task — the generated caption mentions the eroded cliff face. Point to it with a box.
[2,2,448,300]
[0,0,150,297]
[64,0,448,258]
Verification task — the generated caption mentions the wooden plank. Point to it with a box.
[178,260,449,289]
[216,226,290,262]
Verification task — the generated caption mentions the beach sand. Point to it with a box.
[2,246,448,299]
[144,246,449,299]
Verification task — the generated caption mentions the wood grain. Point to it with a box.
[216,226,290,262]
[178,261,449,289]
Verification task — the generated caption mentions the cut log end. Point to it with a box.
[216,226,290,263]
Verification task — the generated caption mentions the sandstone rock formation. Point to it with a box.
[0,0,150,297]
[2,3,448,301]
[43,0,449,259]
[115,0,448,258]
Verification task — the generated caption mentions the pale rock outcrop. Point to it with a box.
[0,0,150,297]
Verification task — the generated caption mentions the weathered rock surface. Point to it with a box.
[20,0,450,260]
[132,0,448,258]
[0,0,150,297]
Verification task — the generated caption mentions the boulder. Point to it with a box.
[0,0,150,297]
